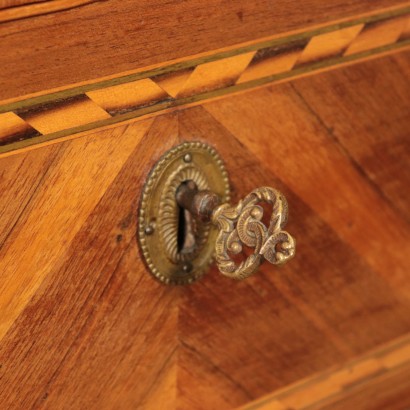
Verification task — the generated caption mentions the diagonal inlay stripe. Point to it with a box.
[152,68,195,98]
[0,112,40,145]
[86,79,169,116]
[18,95,111,134]
[237,39,308,83]
[345,15,408,55]
[400,16,410,39]
[295,24,364,66]
[177,52,255,98]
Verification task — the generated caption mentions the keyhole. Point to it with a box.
[177,205,186,253]
[177,182,197,255]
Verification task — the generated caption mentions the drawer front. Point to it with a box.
[1,50,410,409]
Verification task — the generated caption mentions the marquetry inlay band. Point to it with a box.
[1,5,409,154]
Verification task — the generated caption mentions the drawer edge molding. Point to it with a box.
[1,4,409,155]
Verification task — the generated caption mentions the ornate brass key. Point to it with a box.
[176,181,296,280]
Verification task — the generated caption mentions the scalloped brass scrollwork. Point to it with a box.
[212,187,295,280]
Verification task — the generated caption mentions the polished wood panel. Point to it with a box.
[177,100,410,408]
[0,0,408,101]
[0,53,409,409]
[0,117,150,336]
[290,52,410,223]
[0,115,181,409]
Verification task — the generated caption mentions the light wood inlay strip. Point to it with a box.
[295,25,365,66]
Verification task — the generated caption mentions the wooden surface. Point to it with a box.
[1,5,409,154]
[0,0,409,102]
[0,51,409,409]
[241,334,410,410]
[0,0,43,9]
[0,0,93,24]
[0,116,181,409]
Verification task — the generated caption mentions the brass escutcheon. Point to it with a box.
[138,142,230,285]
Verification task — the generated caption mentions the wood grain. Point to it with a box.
[0,0,95,23]
[0,114,181,409]
[177,99,410,408]
[0,0,408,101]
[0,53,409,409]
[0,118,153,340]
[290,52,410,223]
[241,334,410,410]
